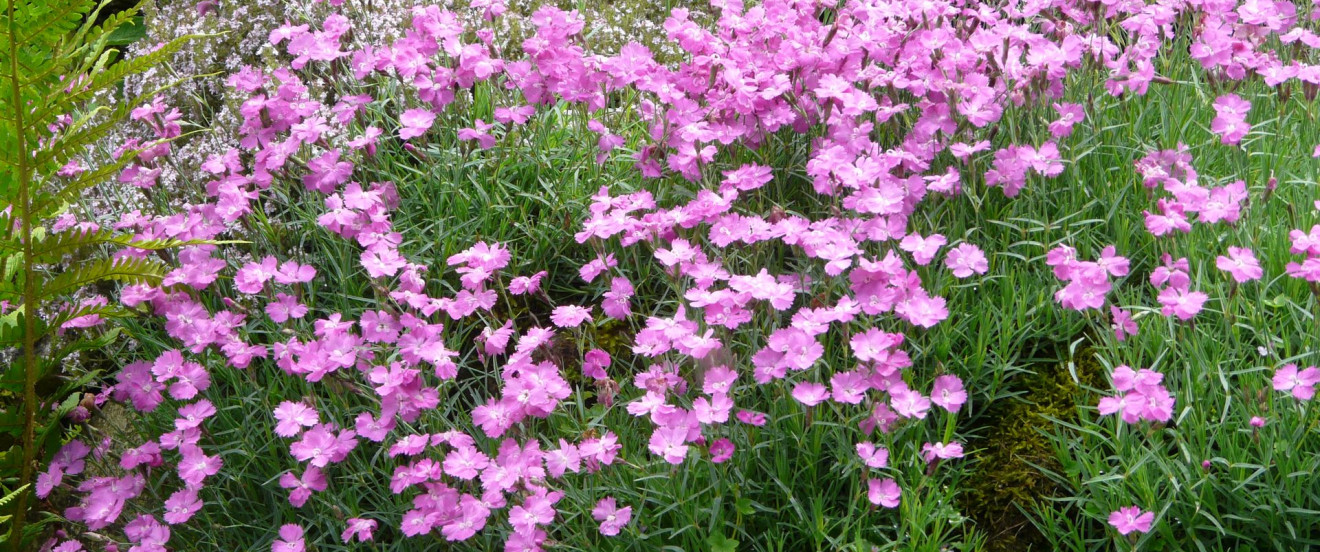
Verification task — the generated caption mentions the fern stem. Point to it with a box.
[7,0,39,548]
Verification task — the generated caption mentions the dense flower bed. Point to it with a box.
[24,0,1320,550]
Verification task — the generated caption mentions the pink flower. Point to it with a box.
[582,349,611,379]
[235,256,278,294]
[278,467,326,507]
[648,426,690,464]
[1211,94,1251,145]
[1098,366,1175,424]
[896,290,948,328]
[545,440,581,478]
[592,497,633,536]
[944,243,989,278]
[398,108,435,140]
[123,514,170,549]
[1151,255,1191,289]
[1107,506,1154,535]
[509,489,560,535]
[1273,364,1320,400]
[703,366,738,395]
[272,524,305,552]
[303,150,353,193]
[1250,416,1266,428]
[448,241,511,271]
[929,375,967,413]
[51,541,83,552]
[849,328,904,363]
[162,488,202,524]
[174,399,215,431]
[289,424,356,468]
[791,381,829,406]
[341,518,377,543]
[457,119,497,149]
[508,271,547,295]
[855,442,888,469]
[119,442,162,470]
[443,445,490,480]
[273,402,319,437]
[550,305,593,328]
[900,233,947,266]
[920,441,965,462]
[274,260,316,285]
[442,495,490,541]
[830,370,870,404]
[867,478,901,508]
[177,447,221,487]
[266,293,307,324]
[709,438,735,463]
[1098,246,1130,277]
[361,247,405,278]
[602,277,634,319]
[579,253,618,283]
[1111,307,1139,342]
[735,410,767,426]
[1216,246,1263,283]
[1157,286,1208,320]
[1048,102,1085,138]
[495,105,536,125]
[889,384,931,419]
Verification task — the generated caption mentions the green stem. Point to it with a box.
[8,0,39,548]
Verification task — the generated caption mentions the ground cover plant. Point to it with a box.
[6,0,1320,550]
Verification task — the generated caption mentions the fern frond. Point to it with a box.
[30,146,139,214]
[41,256,166,299]
[13,0,92,47]
[46,303,129,336]
[39,329,122,390]
[0,309,22,348]
[0,309,42,350]
[32,95,155,170]
[30,36,200,135]
[0,485,28,510]
[58,1,135,64]
[6,228,201,263]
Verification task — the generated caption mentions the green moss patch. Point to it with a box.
[962,346,1105,551]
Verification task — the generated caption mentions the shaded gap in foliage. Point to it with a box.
[961,341,1104,552]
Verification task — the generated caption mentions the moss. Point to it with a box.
[962,347,1105,551]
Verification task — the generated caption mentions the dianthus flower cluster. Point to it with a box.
[1097,365,1175,424]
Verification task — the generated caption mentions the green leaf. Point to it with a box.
[708,532,739,552]
[0,409,22,438]
[735,497,755,516]
[104,14,145,47]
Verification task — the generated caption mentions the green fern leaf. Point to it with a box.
[0,484,28,510]
[13,228,195,264]
[41,255,167,299]
[30,148,141,215]
[46,302,129,333]
[12,0,91,46]
[31,34,199,128]
[57,1,135,63]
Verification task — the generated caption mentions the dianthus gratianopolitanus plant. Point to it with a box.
[0,1,197,549]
